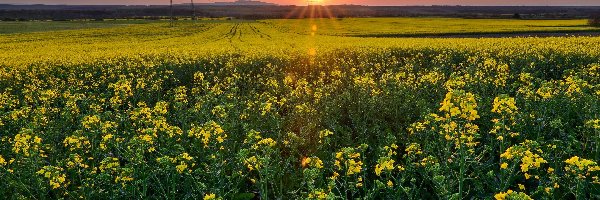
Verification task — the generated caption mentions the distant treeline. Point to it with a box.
[1,4,600,20]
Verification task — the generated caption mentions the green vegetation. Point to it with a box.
[1,19,600,199]
[590,16,600,27]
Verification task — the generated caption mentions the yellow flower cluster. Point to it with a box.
[375,144,400,176]
[12,128,43,157]
[586,119,600,129]
[334,145,366,176]
[562,75,591,98]
[203,193,219,200]
[438,90,480,121]
[99,157,121,173]
[375,158,395,176]
[176,153,195,174]
[188,121,226,148]
[257,138,277,148]
[37,166,68,189]
[500,141,547,178]
[66,154,89,169]
[491,95,518,115]
[433,90,481,151]
[245,130,276,149]
[564,156,600,181]
[307,189,329,200]
[0,155,6,166]
[156,152,196,174]
[302,156,324,169]
[174,86,188,104]
[405,143,422,156]
[318,129,333,143]
[63,135,91,152]
[115,175,134,187]
[244,156,260,171]
[407,121,429,135]
[494,190,533,200]
[100,134,114,150]
[109,77,133,107]
[81,115,102,130]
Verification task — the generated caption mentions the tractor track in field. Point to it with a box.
[248,24,272,39]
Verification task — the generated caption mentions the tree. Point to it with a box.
[590,14,600,27]
[512,13,521,19]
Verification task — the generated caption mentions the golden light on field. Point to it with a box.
[308,48,317,56]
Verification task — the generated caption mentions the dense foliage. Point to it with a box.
[1,20,600,199]
[590,16,600,27]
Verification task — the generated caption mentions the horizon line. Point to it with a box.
[3,3,600,6]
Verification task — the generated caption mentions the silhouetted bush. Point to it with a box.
[590,15,600,27]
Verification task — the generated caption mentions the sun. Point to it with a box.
[307,0,324,5]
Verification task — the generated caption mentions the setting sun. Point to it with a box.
[307,0,324,5]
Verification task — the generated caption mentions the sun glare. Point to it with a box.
[307,0,324,5]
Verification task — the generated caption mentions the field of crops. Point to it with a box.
[265,18,600,37]
[1,18,600,199]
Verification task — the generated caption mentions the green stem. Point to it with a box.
[459,143,465,200]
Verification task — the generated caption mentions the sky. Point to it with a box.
[2,0,600,6]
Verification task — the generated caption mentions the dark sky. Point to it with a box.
[3,0,600,6]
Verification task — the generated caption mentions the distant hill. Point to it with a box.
[191,0,278,6]
[1,4,600,20]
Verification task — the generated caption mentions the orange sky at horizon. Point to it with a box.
[3,0,600,6]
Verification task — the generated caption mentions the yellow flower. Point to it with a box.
[176,163,188,173]
[330,172,339,180]
[405,143,422,156]
[181,152,193,161]
[347,159,362,175]
[12,129,42,157]
[500,162,508,169]
[564,156,598,177]
[36,166,68,189]
[318,129,333,143]
[491,95,518,115]
[494,190,511,200]
[0,155,6,166]
[257,138,277,147]
[375,158,395,176]
[308,189,328,200]
[302,156,324,169]
[518,184,525,190]
[387,180,394,187]
[203,193,216,200]
[189,121,227,148]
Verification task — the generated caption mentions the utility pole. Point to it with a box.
[191,0,196,21]
[170,0,174,27]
